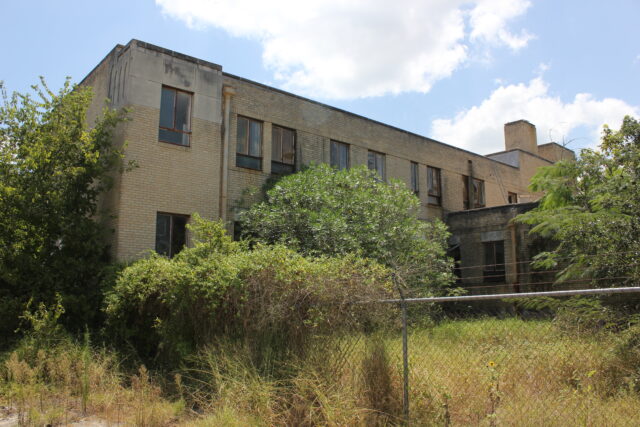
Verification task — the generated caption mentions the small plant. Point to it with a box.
[17,294,67,355]
[486,360,501,426]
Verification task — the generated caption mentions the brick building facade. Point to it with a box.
[82,40,573,279]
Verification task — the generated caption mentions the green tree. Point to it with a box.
[0,78,128,338]
[518,116,640,285]
[240,164,453,291]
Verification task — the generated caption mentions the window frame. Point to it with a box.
[463,176,486,209]
[155,212,189,258]
[330,140,350,170]
[410,162,419,195]
[271,124,296,175]
[367,150,386,180]
[474,178,486,208]
[427,166,442,206]
[483,240,506,282]
[236,116,263,171]
[508,192,518,204]
[158,86,192,147]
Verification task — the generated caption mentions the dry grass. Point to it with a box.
[0,342,182,426]
[2,318,640,426]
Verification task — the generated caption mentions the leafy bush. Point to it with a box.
[240,164,453,291]
[105,218,395,367]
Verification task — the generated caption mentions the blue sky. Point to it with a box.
[2,0,638,154]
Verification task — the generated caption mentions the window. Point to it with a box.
[367,150,385,179]
[271,125,296,175]
[474,179,486,208]
[410,162,419,194]
[236,116,263,170]
[155,213,188,258]
[427,166,442,205]
[159,86,192,146]
[508,192,518,204]
[330,140,349,170]
[483,241,505,282]
[463,176,485,209]
[233,221,244,241]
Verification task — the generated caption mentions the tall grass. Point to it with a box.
[2,318,640,426]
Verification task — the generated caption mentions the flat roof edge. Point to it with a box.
[129,39,223,71]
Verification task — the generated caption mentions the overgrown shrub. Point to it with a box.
[105,218,395,367]
[240,163,454,291]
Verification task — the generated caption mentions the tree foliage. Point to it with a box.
[518,116,640,285]
[240,164,453,291]
[0,78,128,337]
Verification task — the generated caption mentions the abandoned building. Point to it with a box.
[81,39,574,289]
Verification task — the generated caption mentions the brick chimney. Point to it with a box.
[504,120,537,154]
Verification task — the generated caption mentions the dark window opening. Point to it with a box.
[330,140,349,170]
[449,245,462,284]
[463,176,485,209]
[427,166,442,205]
[233,221,243,241]
[159,86,192,146]
[236,116,263,170]
[271,125,296,175]
[410,162,419,195]
[508,192,518,204]
[483,240,505,282]
[156,213,188,258]
[367,150,386,179]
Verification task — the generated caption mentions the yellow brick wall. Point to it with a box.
[222,75,539,222]
[112,105,222,260]
[81,42,564,261]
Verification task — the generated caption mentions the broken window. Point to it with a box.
[463,176,485,209]
[155,213,188,258]
[159,86,192,146]
[483,240,505,282]
[427,166,442,205]
[367,150,386,179]
[330,140,349,170]
[271,125,296,175]
[236,116,263,170]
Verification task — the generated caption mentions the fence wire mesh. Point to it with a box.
[320,287,640,426]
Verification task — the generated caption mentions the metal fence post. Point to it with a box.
[401,292,409,424]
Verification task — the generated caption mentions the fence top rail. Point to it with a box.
[372,286,640,304]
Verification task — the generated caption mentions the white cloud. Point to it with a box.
[155,0,532,99]
[468,0,533,50]
[431,77,639,154]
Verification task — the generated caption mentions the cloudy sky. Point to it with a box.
[2,0,639,153]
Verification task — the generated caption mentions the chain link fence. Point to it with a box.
[321,286,640,426]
